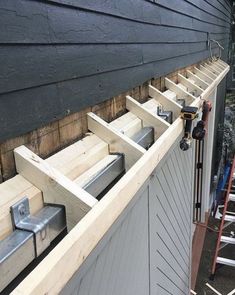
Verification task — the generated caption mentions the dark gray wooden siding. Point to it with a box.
[60,138,193,295]
[0,0,232,141]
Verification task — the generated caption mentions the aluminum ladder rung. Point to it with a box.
[221,236,235,244]
[229,193,235,202]
[224,215,235,222]
[217,257,235,267]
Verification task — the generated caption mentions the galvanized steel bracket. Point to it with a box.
[0,197,66,292]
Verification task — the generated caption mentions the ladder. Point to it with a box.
[211,156,235,278]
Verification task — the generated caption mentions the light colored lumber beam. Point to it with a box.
[142,98,160,112]
[215,62,225,71]
[214,62,225,70]
[193,67,213,84]
[126,95,170,140]
[74,155,118,188]
[110,112,142,138]
[163,89,177,100]
[216,59,227,68]
[199,65,217,79]
[207,61,223,72]
[87,112,145,170]
[203,63,220,75]
[148,85,181,121]
[14,146,97,231]
[0,175,43,241]
[1,136,106,240]
[165,77,196,104]
[47,135,109,181]
[11,63,230,295]
[186,70,209,90]
[178,74,203,96]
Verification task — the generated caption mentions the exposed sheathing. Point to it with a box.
[0,83,151,181]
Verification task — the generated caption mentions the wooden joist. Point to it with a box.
[186,70,209,90]
[204,63,221,75]
[199,65,217,79]
[177,74,203,96]
[207,61,224,72]
[14,146,97,231]
[165,77,196,104]
[193,67,213,84]
[148,85,182,120]
[87,112,146,170]
[74,154,119,188]
[126,95,170,140]
[47,135,109,180]
[110,112,142,138]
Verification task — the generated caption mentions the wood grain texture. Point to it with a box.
[14,146,97,231]
[10,63,229,295]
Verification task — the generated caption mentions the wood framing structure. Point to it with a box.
[0,59,229,294]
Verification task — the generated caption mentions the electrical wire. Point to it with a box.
[209,39,224,61]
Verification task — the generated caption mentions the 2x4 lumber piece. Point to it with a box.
[0,175,43,241]
[47,135,109,180]
[74,155,118,188]
[142,98,160,113]
[148,85,181,120]
[199,65,217,79]
[216,59,227,68]
[0,136,106,240]
[204,63,221,75]
[207,61,223,72]
[214,61,225,70]
[87,112,145,170]
[165,77,196,105]
[126,95,170,140]
[11,62,230,295]
[178,74,203,96]
[193,67,213,84]
[14,146,97,231]
[186,70,209,90]
[110,112,142,138]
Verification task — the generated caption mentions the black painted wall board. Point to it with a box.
[0,0,231,44]
[0,41,228,94]
[0,0,231,142]
[0,46,228,142]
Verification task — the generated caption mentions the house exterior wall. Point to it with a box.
[0,0,231,142]
[60,136,193,295]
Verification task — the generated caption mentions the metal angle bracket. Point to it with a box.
[11,197,66,256]
[0,197,66,292]
[131,127,154,150]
